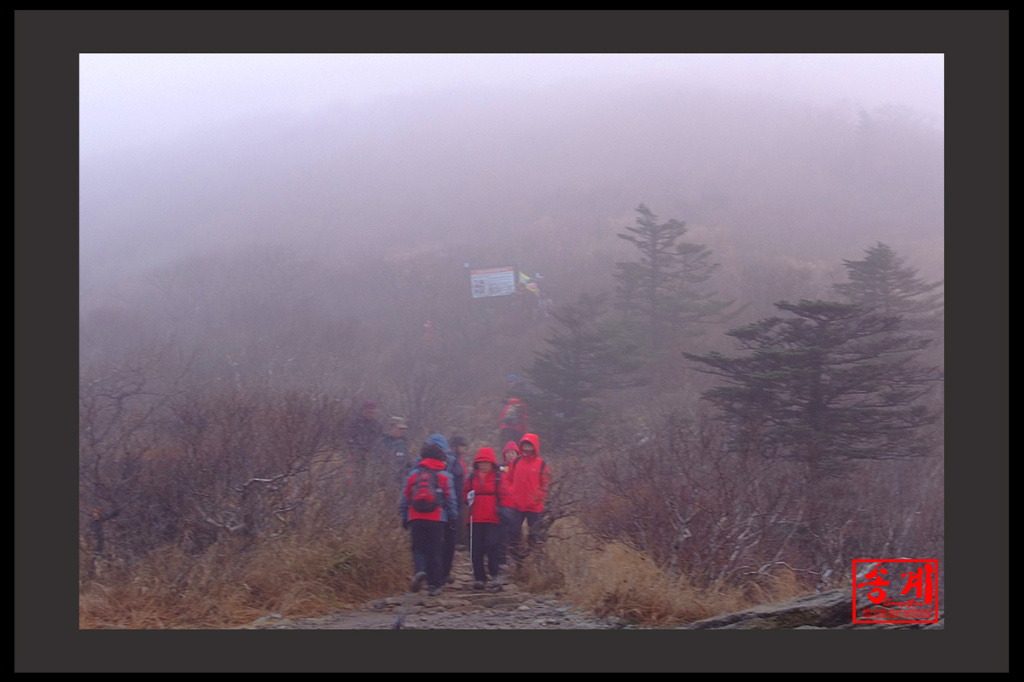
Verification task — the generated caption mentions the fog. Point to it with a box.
[64,45,963,648]
[80,53,943,158]
[79,53,943,311]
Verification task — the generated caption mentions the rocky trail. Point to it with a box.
[248,548,620,630]
[245,550,944,631]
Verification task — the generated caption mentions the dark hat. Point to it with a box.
[449,435,468,448]
[362,400,377,411]
[420,442,446,461]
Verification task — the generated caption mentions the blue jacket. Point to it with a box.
[425,433,463,521]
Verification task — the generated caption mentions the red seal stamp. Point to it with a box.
[852,559,939,624]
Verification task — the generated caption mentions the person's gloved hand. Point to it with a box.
[402,519,410,531]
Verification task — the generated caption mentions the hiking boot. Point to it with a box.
[427,585,442,597]
[472,580,486,591]
[487,579,503,592]
[410,572,427,593]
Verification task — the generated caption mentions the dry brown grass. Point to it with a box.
[79,492,411,629]
[512,518,813,628]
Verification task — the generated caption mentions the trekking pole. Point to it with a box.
[467,489,476,563]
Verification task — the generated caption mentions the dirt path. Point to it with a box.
[247,548,620,630]
[241,551,946,631]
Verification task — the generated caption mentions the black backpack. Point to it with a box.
[445,453,465,495]
[409,469,442,513]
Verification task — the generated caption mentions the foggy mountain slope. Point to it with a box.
[80,80,943,309]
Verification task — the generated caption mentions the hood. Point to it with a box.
[519,433,540,457]
[427,433,452,456]
[473,447,498,467]
[501,440,521,465]
[506,398,522,405]
[415,457,447,472]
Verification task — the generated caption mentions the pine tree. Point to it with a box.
[684,299,942,472]
[833,242,943,332]
[614,204,734,350]
[524,293,647,450]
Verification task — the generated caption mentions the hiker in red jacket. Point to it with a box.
[463,447,507,591]
[498,397,528,447]
[496,440,520,568]
[499,440,520,472]
[504,433,551,563]
[400,442,457,596]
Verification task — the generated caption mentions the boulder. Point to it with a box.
[684,588,943,630]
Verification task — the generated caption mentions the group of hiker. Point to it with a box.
[342,384,550,598]
[399,430,551,597]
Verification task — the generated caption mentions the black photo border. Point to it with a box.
[15,9,1007,673]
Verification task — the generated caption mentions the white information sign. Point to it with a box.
[470,266,516,298]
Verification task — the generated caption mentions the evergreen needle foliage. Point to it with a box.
[614,204,736,351]
[834,242,944,333]
[525,293,648,449]
[684,299,943,471]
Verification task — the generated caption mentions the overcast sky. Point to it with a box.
[80,53,943,159]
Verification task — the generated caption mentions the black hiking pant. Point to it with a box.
[505,509,543,562]
[497,506,513,565]
[456,502,469,546]
[469,522,502,582]
[499,427,525,449]
[442,521,458,580]
[410,519,445,589]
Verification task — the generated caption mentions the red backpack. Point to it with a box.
[501,403,524,428]
[409,469,442,513]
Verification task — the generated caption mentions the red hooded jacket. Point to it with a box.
[463,447,504,524]
[500,440,520,468]
[498,441,519,499]
[504,433,551,513]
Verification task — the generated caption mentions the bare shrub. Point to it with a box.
[79,343,190,577]
[79,373,417,627]
[79,513,411,629]
[80,430,413,628]
[155,388,349,551]
[579,407,943,604]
